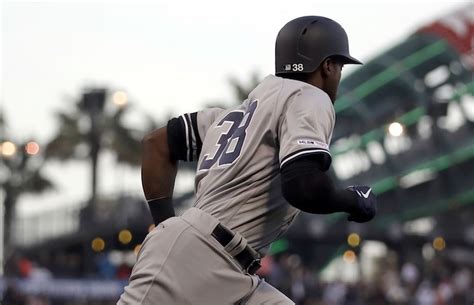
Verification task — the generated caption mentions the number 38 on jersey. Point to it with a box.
[199,100,258,170]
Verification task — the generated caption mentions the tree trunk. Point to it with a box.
[89,106,102,210]
[90,143,100,209]
[3,188,17,269]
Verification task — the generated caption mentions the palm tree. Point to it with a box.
[45,88,155,210]
[0,112,54,261]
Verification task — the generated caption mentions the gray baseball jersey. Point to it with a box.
[179,74,335,254]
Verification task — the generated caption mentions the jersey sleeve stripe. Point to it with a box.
[185,113,197,160]
[190,112,202,158]
[180,114,192,161]
[184,113,195,161]
[184,113,196,161]
[280,148,331,168]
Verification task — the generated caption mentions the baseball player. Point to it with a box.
[118,16,376,305]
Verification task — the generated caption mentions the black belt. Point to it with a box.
[211,223,261,275]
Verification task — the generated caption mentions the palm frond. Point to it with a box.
[107,116,143,165]
[45,111,86,160]
[22,169,55,194]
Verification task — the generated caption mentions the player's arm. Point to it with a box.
[141,113,198,225]
[278,89,376,222]
[141,127,177,225]
[142,110,222,225]
[280,155,376,222]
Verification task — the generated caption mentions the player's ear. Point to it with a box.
[320,57,333,78]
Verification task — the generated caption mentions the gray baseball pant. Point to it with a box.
[117,207,294,305]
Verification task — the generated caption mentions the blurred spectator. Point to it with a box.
[2,281,26,305]
[2,248,473,305]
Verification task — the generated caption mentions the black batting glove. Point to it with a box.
[345,185,377,223]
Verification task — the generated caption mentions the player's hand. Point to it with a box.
[345,185,377,223]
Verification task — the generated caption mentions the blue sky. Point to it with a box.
[1,0,467,214]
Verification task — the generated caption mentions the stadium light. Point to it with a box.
[25,141,40,155]
[388,122,404,137]
[91,237,105,252]
[432,236,446,251]
[347,233,361,247]
[119,229,133,245]
[343,250,356,264]
[113,90,128,107]
[1,141,17,158]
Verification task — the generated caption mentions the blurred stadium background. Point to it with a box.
[1,2,473,305]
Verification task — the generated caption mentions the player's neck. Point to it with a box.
[307,73,323,89]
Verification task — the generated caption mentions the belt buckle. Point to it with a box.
[246,258,261,275]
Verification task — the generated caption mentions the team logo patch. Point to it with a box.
[297,139,328,149]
